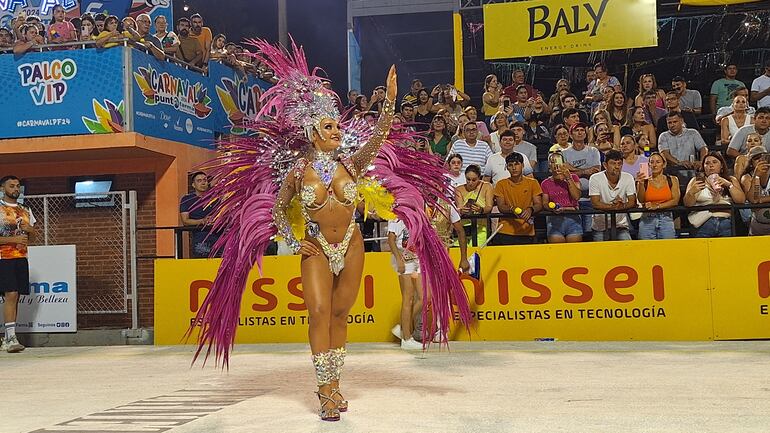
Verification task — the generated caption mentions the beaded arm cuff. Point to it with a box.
[351,97,395,177]
[273,171,302,254]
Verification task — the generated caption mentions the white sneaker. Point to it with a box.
[391,324,402,340]
[400,338,423,351]
[4,336,24,353]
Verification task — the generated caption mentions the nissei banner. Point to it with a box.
[483,0,658,59]
[0,47,125,138]
[0,245,77,333]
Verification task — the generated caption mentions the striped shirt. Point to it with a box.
[449,139,493,172]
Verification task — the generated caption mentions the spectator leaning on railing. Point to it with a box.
[154,15,179,56]
[13,24,39,55]
[492,152,543,245]
[127,14,165,61]
[79,14,98,42]
[94,13,106,33]
[540,152,582,243]
[95,16,123,49]
[48,5,76,46]
[683,152,745,238]
[176,17,203,67]
[740,145,770,236]
[589,150,638,241]
[635,152,680,240]
[190,13,212,67]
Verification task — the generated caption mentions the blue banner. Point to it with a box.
[208,60,271,137]
[80,0,173,29]
[0,47,125,138]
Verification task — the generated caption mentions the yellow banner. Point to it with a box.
[483,0,658,59]
[708,237,770,340]
[155,237,770,345]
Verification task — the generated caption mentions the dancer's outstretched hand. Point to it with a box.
[386,65,397,101]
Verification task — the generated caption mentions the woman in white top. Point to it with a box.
[684,151,745,237]
[488,112,509,153]
[720,94,752,145]
[446,153,466,187]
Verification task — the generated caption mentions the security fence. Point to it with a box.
[24,192,138,325]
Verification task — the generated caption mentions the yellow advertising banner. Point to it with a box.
[483,0,658,59]
[707,237,770,340]
[154,237,770,345]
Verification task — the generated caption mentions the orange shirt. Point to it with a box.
[190,27,212,59]
[0,201,36,259]
[493,177,542,236]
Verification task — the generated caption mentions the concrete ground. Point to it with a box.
[7,341,770,433]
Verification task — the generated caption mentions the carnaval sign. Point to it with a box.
[133,65,212,119]
[210,61,270,136]
[154,238,770,345]
[483,0,658,59]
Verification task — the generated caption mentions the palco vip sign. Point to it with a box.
[0,245,77,333]
[483,0,658,59]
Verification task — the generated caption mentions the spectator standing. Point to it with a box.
[658,111,707,175]
[387,219,424,350]
[12,24,38,55]
[121,16,137,33]
[563,122,602,234]
[720,95,752,146]
[413,89,436,132]
[95,15,122,48]
[484,129,533,185]
[727,107,770,157]
[154,15,179,56]
[657,91,700,133]
[586,63,622,112]
[79,14,99,42]
[710,64,745,114]
[402,79,423,105]
[684,152,745,237]
[672,76,702,114]
[741,146,770,235]
[94,13,106,33]
[750,60,770,109]
[189,13,212,66]
[482,74,501,121]
[0,176,35,353]
[180,172,219,258]
[541,153,582,243]
[435,84,469,118]
[492,152,543,245]
[128,14,164,61]
[589,150,638,241]
[456,165,494,245]
[503,69,537,100]
[448,122,493,172]
[48,5,76,46]
[0,28,14,48]
[176,18,203,67]
[635,152,680,240]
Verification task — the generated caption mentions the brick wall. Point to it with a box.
[24,173,156,329]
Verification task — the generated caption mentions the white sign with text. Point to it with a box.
[0,245,77,333]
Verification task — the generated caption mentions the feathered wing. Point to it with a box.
[366,141,472,345]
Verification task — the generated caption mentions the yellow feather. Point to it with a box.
[357,177,396,221]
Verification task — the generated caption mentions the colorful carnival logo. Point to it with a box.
[133,65,212,119]
[82,99,124,134]
[17,58,77,106]
[216,76,263,135]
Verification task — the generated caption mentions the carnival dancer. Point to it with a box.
[187,40,471,421]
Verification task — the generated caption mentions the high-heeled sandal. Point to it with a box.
[316,391,340,421]
[330,388,348,412]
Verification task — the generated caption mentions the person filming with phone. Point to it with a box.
[635,152,680,239]
[684,152,745,238]
[541,152,582,243]
[455,165,494,246]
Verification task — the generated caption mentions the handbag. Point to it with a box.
[688,210,711,228]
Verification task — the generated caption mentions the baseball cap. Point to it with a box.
[748,145,768,158]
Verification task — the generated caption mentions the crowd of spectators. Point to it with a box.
[351,60,770,243]
[0,8,275,81]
